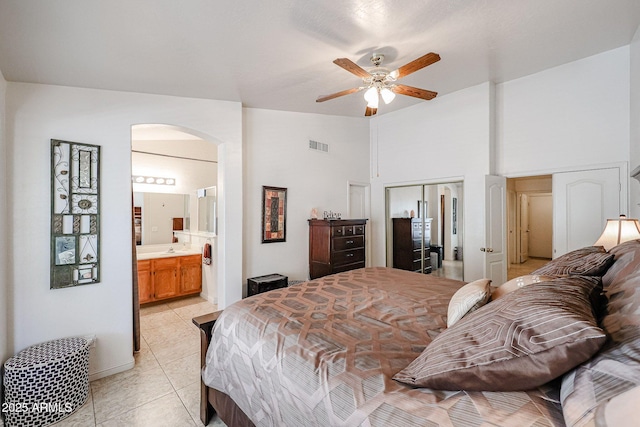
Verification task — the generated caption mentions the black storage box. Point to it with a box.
[247,274,288,297]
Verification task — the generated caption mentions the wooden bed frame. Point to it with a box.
[193,311,256,426]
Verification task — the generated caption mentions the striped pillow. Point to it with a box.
[446,279,491,327]
[491,274,556,300]
[561,240,640,427]
[394,276,607,391]
[531,246,614,276]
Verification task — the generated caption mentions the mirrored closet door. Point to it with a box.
[385,182,464,281]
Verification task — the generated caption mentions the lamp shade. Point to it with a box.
[594,215,640,251]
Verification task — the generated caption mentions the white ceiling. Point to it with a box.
[1,0,640,117]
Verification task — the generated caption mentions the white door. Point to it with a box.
[485,175,507,284]
[519,193,529,263]
[348,182,371,266]
[528,193,553,258]
[553,168,620,257]
[349,184,367,218]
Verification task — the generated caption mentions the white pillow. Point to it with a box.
[447,278,491,327]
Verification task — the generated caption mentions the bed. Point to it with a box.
[193,240,640,427]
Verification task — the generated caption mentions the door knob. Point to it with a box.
[486,248,494,253]
[480,248,486,252]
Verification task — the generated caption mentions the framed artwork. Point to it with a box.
[51,139,100,288]
[452,197,458,235]
[261,186,287,243]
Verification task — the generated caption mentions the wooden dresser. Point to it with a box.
[308,219,367,279]
[392,218,433,274]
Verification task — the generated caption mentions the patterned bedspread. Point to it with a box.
[203,267,565,426]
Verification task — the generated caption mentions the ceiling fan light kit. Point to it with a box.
[364,87,379,108]
[316,52,440,116]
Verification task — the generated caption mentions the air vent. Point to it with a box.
[309,140,329,153]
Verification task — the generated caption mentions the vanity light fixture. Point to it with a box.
[131,175,176,186]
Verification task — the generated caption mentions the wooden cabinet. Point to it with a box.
[137,254,202,304]
[137,260,153,304]
[392,218,432,274]
[153,257,180,299]
[309,219,367,279]
[180,254,203,294]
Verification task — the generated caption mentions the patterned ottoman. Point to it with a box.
[2,337,90,427]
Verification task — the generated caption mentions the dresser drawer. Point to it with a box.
[332,225,366,237]
[333,248,365,266]
[333,236,364,251]
[412,259,433,273]
[332,261,365,274]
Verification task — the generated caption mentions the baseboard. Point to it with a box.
[200,291,218,306]
[88,356,135,382]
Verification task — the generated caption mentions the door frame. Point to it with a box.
[347,181,371,266]
[504,162,628,259]
[505,162,628,211]
[383,178,465,279]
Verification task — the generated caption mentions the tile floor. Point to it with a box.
[53,296,226,427]
[431,259,464,281]
[507,257,550,280]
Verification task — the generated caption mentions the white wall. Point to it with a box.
[5,83,242,379]
[631,27,640,219]
[371,47,631,281]
[132,138,218,197]
[243,108,369,284]
[370,82,493,280]
[0,70,8,371]
[496,47,630,177]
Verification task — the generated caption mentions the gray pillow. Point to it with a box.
[394,276,607,391]
[531,246,613,276]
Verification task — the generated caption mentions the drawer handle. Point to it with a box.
[346,253,354,257]
[346,240,354,244]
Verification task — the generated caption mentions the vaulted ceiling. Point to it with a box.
[1,1,639,117]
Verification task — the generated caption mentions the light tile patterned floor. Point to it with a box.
[53,296,225,427]
[431,259,464,281]
[507,257,550,280]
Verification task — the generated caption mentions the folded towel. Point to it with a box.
[203,243,212,265]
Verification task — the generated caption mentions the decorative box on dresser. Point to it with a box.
[392,217,433,274]
[308,219,367,279]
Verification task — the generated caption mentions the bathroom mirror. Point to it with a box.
[133,192,190,245]
[198,186,217,234]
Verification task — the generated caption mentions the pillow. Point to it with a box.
[446,278,491,327]
[393,276,607,391]
[531,246,614,276]
[491,274,556,300]
[593,386,640,427]
[560,241,640,426]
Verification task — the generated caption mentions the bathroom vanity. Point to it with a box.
[137,251,202,304]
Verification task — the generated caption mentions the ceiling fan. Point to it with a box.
[316,52,441,116]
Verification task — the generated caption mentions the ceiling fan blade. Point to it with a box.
[333,58,371,79]
[391,52,441,79]
[365,106,377,116]
[393,84,438,100]
[316,87,363,103]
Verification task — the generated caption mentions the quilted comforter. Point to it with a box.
[202,267,564,426]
